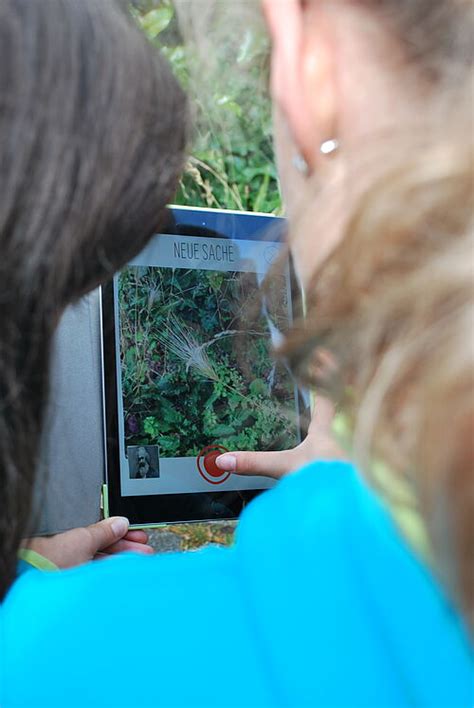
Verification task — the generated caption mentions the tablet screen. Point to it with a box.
[102,207,305,523]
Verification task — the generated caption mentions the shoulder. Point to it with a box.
[3,461,472,707]
[236,460,379,552]
[234,461,473,705]
[4,545,267,706]
[234,459,457,625]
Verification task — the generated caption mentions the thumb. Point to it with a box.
[216,448,300,480]
[84,517,130,555]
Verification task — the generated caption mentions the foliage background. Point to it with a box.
[120,265,298,457]
[131,0,281,215]
[128,1,282,549]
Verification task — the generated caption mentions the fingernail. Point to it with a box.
[137,545,155,555]
[110,517,129,536]
[216,454,237,471]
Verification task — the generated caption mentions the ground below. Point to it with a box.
[147,521,237,553]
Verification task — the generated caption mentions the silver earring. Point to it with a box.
[293,140,339,175]
[320,138,339,156]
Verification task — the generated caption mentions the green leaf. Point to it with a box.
[253,173,270,214]
[162,405,182,424]
[215,94,242,118]
[143,416,160,439]
[210,424,236,437]
[139,7,173,40]
[250,378,267,396]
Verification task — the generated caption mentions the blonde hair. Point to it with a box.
[177,0,474,625]
[281,1,474,624]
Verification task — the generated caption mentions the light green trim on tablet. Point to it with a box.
[129,523,169,530]
[101,482,198,530]
[18,548,58,571]
[101,483,110,520]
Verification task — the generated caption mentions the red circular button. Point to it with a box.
[197,444,230,484]
[203,450,224,477]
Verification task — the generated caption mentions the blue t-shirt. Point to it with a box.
[2,462,472,707]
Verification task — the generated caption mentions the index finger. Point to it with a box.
[216,448,300,479]
[123,529,149,544]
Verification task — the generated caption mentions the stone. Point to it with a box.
[148,530,183,553]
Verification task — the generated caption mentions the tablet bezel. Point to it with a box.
[101,206,302,526]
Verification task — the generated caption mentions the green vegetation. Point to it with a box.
[131,0,281,214]
[120,266,298,455]
[128,2,282,547]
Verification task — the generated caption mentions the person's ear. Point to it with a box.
[263,0,338,171]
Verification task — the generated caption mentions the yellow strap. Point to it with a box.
[18,548,58,571]
[332,412,433,563]
[368,460,433,563]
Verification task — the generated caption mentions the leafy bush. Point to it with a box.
[131,0,281,214]
[123,7,292,548]
[120,265,299,455]
[123,4,293,456]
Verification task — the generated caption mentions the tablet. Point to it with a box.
[101,206,307,526]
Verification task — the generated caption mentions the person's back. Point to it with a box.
[4,463,472,707]
[1,0,473,706]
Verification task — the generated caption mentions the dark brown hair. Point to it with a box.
[0,0,187,598]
